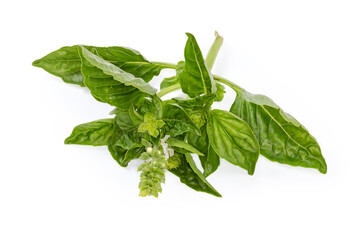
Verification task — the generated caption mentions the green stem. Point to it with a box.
[152,62,177,69]
[205,31,224,71]
[157,75,241,98]
[213,75,242,93]
[157,83,181,98]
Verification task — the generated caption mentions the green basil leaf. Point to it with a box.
[166,138,204,156]
[122,147,145,166]
[164,120,195,137]
[179,33,216,97]
[115,133,142,150]
[138,112,165,138]
[169,153,221,197]
[80,46,157,95]
[108,123,143,167]
[169,94,216,129]
[171,94,216,109]
[108,123,127,166]
[162,101,200,136]
[129,104,144,124]
[32,46,85,86]
[137,95,163,119]
[207,109,260,175]
[214,83,226,102]
[33,45,163,86]
[89,47,163,82]
[160,76,178,90]
[64,119,114,146]
[115,111,138,131]
[79,51,146,110]
[230,88,327,173]
[159,61,184,90]
[188,127,220,177]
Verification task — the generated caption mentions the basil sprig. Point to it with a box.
[33,32,327,197]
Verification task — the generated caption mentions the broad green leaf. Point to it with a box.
[162,101,200,137]
[179,33,216,97]
[32,46,85,86]
[137,95,163,119]
[108,123,142,167]
[108,123,127,166]
[164,120,194,137]
[188,127,220,177]
[207,109,260,175]
[171,94,216,129]
[79,50,146,110]
[166,138,204,156]
[123,147,145,166]
[90,47,163,82]
[80,47,157,95]
[171,94,215,109]
[115,133,142,150]
[230,88,327,173]
[64,119,114,146]
[33,45,163,86]
[169,153,221,197]
[129,104,144,125]
[115,111,138,131]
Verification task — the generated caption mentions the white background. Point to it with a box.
[1,0,359,239]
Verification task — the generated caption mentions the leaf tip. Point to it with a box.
[32,59,41,67]
[64,137,72,144]
[185,32,194,38]
[319,164,327,174]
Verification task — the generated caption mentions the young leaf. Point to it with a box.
[214,83,226,102]
[80,46,157,95]
[166,138,204,156]
[162,102,200,136]
[64,119,114,146]
[179,33,216,97]
[159,61,184,90]
[115,133,142,150]
[108,123,143,167]
[188,127,220,177]
[169,153,221,197]
[115,111,138,131]
[138,112,165,138]
[33,45,163,86]
[129,104,144,124]
[123,147,145,166]
[230,88,327,173]
[160,76,178,90]
[207,109,260,175]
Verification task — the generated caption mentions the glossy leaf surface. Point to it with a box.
[32,46,85,86]
[159,61,184,89]
[166,138,204,156]
[64,119,114,146]
[162,101,200,137]
[169,153,221,197]
[207,109,260,175]
[179,33,216,97]
[188,127,220,177]
[230,88,327,173]
[80,49,147,110]
[80,47,157,95]
[33,45,163,86]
